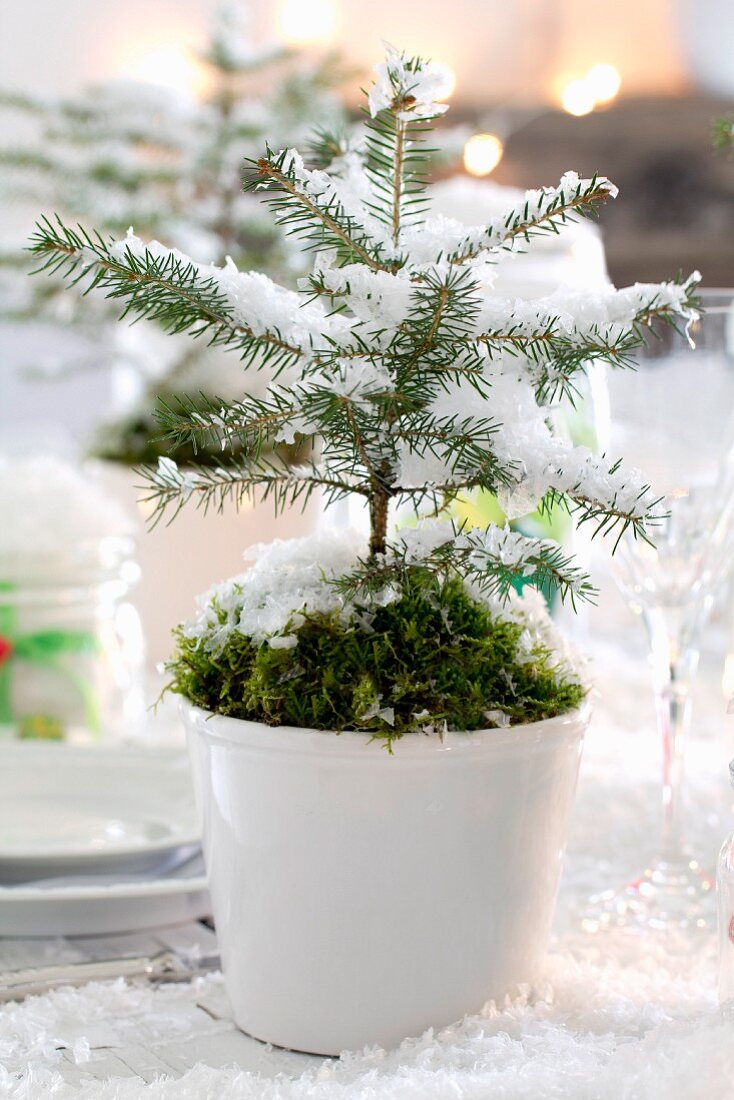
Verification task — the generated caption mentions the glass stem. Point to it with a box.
[643,606,701,869]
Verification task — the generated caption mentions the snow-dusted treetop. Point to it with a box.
[30,46,699,610]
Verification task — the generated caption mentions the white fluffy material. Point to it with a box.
[180,527,568,660]
[183,531,366,651]
[108,234,351,352]
[400,172,616,266]
[0,455,134,556]
[368,46,450,121]
[2,961,727,1099]
[276,149,393,255]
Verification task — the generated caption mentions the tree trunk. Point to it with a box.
[369,488,390,557]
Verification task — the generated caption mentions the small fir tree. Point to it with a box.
[29,47,699,739]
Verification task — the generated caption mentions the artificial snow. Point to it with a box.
[108,233,350,353]
[368,44,450,121]
[427,177,610,299]
[312,262,414,328]
[429,176,600,249]
[183,530,366,652]
[327,359,395,404]
[0,454,134,557]
[400,172,616,267]
[180,524,583,689]
[277,148,394,256]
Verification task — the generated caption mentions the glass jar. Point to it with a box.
[718,758,734,1001]
[0,536,145,743]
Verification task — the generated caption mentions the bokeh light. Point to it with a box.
[463,133,504,177]
[122,44,205,98]
[277,0,339,45]
[560,79,595,117]
[586,63,622,105]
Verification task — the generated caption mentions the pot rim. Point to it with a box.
[181,698,591,759]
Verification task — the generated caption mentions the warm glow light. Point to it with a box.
[123,44,205,97]
[463,133,504,177]
[277,0,339,45]
[560,79,595,117]
[586,63,622,105]
[431,62,457,102]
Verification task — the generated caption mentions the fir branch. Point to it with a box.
[154,391,301,455]
[0,145,181,191]
[390,267,482,384]
[364,105,433,245]
[714,117,734,154]
[243,147,397,272]
[203,41,291,76]
[334,523,596,608]
[0,148,56,173]
[449,175,616,266]
[529,327,642,405]
[362,49,438,242]
[28,217,304,373]
[142,455,369,526]
[391,409,513,495]
[532,278,701,403]
[305,127,352,170]
[539,474,663,552]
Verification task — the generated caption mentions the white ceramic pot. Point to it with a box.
[96,463,321,667]
[183,701,589,1054]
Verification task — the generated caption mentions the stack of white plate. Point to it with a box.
[0,743,210,935]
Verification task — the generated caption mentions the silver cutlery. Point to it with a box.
[0,948,220,1003]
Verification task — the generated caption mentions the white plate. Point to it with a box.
[0,743,200,881]
[0,852,211,936]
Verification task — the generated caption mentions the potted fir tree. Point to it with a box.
[31,47,699,1055]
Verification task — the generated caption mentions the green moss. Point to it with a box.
[167,569,585,746]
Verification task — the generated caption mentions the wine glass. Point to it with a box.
[589,288,734,930]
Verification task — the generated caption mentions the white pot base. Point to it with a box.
[184,704,589,1054]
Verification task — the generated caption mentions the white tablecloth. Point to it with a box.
[3,637,734,1098]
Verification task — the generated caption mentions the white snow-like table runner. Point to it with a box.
[2,640,734,1099]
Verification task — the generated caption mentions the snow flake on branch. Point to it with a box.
[361,517,596,606]
[272,148,395,254]
[327,359,395,404]
[310,260,414,326]
[368,45,450,120]
[403,172,618,268]
[394,521,554,576]
[109,230,351,353]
